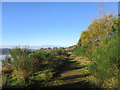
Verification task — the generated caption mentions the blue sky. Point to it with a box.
[2,2,118,47]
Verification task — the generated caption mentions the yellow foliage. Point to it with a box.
[79,14,116,46]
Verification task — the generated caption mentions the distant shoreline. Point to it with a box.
[0,48,11,55]
[0,46,70,55]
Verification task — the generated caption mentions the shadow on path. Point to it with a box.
[51,55,100,88]
[61,74,90,80]
[53,59,83,78]
[49,80,99,88]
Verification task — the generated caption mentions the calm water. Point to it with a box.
[0,55,7,60]
[0,55,7,66]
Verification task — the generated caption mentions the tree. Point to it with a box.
[77,14,117,48]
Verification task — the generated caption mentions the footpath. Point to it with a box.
[44,52,97,88]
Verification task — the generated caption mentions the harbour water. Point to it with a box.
[0,55,7,66]
[0,55,7,60]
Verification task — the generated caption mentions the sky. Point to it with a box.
[2,2,118,48]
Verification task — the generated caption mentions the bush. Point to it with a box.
[73,45,92,56]
[10,47,32,72]
[88,20,119,88]
[73,46,85,56]
[30,49,52,72]
[3,70,26,88]
[73,15,119,88]
[44,49,69,72]
[2,47,69,88]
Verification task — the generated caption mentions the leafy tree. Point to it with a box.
[78,14,117,48]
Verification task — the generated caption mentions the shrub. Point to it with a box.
[10,47,32,72]
[72,45,89,56]
[88,19,119,88]
[73,15,119,88]
[3,70,26,88]
[30,49,52,72]
[2,47,69,88]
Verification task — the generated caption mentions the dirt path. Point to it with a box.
[44,52,97,88]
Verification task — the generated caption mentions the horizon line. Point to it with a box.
[0,45,72,48]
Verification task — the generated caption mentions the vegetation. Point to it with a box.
[73,14,119,88]
[1,14,119,89]
[2,48,70,88]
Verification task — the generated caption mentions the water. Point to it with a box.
[0,55,7,60]
[0,54,7,66]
